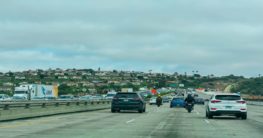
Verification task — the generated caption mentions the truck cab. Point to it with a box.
[13,85,31,100]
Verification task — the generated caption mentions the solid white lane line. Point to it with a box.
[204,119,210,124]
[126,119,135,124]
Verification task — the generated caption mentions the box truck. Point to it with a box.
[13,84,58,100]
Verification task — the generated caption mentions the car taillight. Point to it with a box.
[211,100,221,103]
[211,108,217,111]
[237,100,246,104]
[240,108,246,110]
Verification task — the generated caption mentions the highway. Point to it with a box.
[0,103,262,138]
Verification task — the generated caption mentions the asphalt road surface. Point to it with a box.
[0,103,262,138]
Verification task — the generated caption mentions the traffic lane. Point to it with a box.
[0,104,172,138]
[245,105,263,126]
[0,103,262,138]
[31,104,178,138]
[196,104,263,138]
[0,109,121,138]
[0,108,153,138]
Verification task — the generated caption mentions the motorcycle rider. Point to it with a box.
[185,92,195,109]
[156,94,163,107]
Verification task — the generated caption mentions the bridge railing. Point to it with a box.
[0,100,111,121]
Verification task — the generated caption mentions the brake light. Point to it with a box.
[211,108,217,111]
[237,100,246,104]
[240,108,246,110]
[211,100,221,103]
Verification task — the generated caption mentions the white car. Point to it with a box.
[206,93,247,119]
[0,94,12,102]
[149,97,157,105]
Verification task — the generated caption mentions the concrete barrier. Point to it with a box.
[0,100,111,121]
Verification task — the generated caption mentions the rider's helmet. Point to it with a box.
[187,92,192,97]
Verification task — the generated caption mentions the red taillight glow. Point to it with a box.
[237,100,246,104]
[211,108,217,111]
[240,108,246,110]
[211,100,221,103]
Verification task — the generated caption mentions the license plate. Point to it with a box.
[225,106,232,109]
[124,99,129,102]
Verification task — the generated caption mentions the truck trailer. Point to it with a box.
[13,84,58,100]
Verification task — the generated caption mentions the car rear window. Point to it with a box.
[215,95,241,100]
[116,93,139,99]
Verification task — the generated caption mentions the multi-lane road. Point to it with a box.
[0,101,262,138]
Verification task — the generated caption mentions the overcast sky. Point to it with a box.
[1,0,263,77]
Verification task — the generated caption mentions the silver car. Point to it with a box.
[0,94,11,102]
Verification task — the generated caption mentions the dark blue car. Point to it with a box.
[170,97,185,108]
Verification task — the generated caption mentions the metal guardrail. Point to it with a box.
[0,100,111,121]
[246,101,263,106]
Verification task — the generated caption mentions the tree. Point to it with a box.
[58,84,73,95]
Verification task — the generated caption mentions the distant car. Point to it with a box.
[0,94,11,102]
[170,97,185,108]
[90,96,103,101]
[73,96,80,100]
[195,97,205,105]
[58,95,74,101]
[79,95,92,101]
[149,97,157,105]
[162,96,170,103]
[12,96,27,101]
[45,96,57,101]
[105,91,117,100]
[206,93,247,119]
[31,96,45,101]
[111,92,146,113]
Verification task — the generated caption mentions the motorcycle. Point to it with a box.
[185,102,193,113]
[156,98,162,107]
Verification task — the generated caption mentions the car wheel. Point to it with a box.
[207,110,213,119]
[138,109,143,113]
[143,108,146,112]
[111,109,116,113]
[241,113,247,120]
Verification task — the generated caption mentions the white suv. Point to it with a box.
[206,93,247,120]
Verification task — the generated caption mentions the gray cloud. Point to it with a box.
[0,0,263,76]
